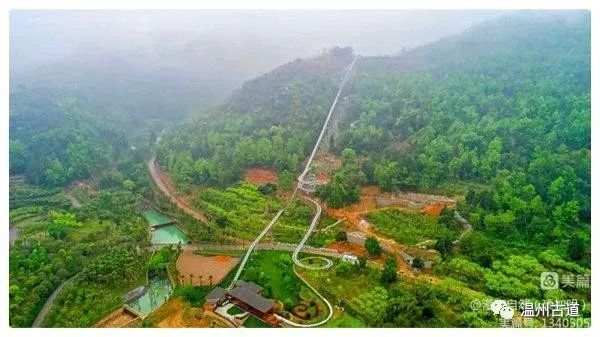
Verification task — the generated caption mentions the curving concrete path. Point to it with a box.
[274,264,333,327]
[32,273,80,327]
[291,197,333,270]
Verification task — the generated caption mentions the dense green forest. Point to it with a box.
[9,87,155,326]
[9,11,591,328]
[9,87,158,188]
[155,47,354,190]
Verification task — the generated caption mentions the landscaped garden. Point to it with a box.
[239,251,329,324]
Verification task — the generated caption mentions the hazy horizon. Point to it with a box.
[10,10,504,85]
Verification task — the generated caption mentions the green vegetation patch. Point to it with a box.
[243,315,270,328]
[240,251,327,323]
[195,183,282,240]
[43,248,147,327]
[240,251,300,303]
[324,310,366,328]
[367,209,454,245]
[227,305,246,315]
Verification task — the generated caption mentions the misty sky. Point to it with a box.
[10,10,505,79]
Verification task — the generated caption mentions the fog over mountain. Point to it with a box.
[10,10,503,119]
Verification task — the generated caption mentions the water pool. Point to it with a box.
[151,224,188,245]
[143,210,173,226]
[127,276,173,316]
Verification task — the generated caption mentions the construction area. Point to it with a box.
[95,307,140,328]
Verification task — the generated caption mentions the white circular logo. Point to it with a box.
[499,306,515,319]
[490,299,507,315]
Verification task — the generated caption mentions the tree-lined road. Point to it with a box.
[148,157,209,223]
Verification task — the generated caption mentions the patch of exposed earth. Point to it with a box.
[324,186,456,277]
[244,167,279,185]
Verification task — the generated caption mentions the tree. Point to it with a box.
[352,287,389,326]
[47,211,80,240]
[567,235,586,262]
[411,257,425,269]
[341,147,357,163]
[9,139,27,174]
[381,257,398,284]
[122,179,136,190]
[437,207,458,229]
[258,183,277,195]
[43,158,68,187]
[434,235,453,257]
[335,231,348,242]
[480,138,502,179]
[278,170,295,190]
[483,211,516,238]
[335,261,352,276]
[364,237,382,256]
[214,215,230,228]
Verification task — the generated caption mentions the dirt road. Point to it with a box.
[148,157,209,223]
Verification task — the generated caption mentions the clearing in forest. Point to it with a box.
[244,167,278,185]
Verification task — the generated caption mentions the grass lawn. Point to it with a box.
[367,209,453,245]
[68,219,112,241]
[324,310,366,328]
[240,250,329,323]
[240,251,300,304]
[227,305,246,315]
[243,315,270,328]
[298,260,382,315]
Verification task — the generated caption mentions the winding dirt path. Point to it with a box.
[66,193,81,208]
[148,157,209,223]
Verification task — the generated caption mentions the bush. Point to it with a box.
[335,231,348,242]
[412,257,425,269]
[364,237,382,256]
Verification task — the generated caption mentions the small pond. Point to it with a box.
[127,276,173,316]
[143,210,173,226]
[150,224,187,245]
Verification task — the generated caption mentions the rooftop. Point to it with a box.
[205,286,227,302]
[232,280,263,293]
[228,286,274,313]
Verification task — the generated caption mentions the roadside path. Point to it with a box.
[32,273,80,327]
[148,157,209,223]
[66,193,81,208]
[453,211,473,244]
[9,215,45,246]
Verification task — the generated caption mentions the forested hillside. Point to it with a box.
[326,11,590,261]
[9,87,154,188]
[156,47,354,189]
[9,84,156,328]
[9,10,591,328]
[153,12,591,327]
